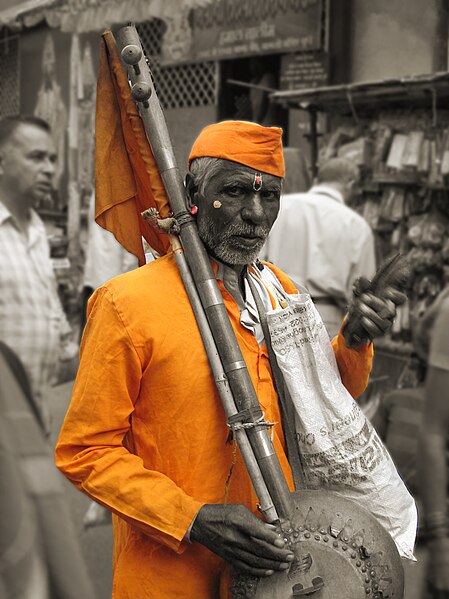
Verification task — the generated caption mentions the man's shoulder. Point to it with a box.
[281,189,342,211]
[261,261,298,294]
[104,252,178,292]
[277,192,313,220]
[345,207,373,234]
[89,253,183,319]
[280,192,309,206]
[85,253,191,333]
[314,197,371,232]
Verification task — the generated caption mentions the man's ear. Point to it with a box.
[184,172,197,210]
[346,178,360,198]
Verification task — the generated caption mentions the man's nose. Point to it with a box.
[241,192,265,224]
[42,156,56,176]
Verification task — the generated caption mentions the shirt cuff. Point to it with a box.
[183,511,200,544]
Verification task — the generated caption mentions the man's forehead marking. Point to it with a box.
[253,172,262,192]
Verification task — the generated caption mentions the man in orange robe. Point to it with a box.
[56,121,403,599]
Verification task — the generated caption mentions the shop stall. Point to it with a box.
[271,73,449,494]
[272,72,449,392]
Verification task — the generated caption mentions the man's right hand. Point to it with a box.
[190,504,295,577]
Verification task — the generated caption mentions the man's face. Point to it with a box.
[0,123,57,205]
[191,161,282,265]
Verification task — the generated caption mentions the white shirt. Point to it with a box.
[264,185,376,305]
[83,193,138,289]
[0,201,70,429]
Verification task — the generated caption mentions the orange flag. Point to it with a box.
[94,31,171,265]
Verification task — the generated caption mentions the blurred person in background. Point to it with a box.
[0,115,72,435]
[417,286,449,598]
[0,340,95,599]
[264,156,376,338]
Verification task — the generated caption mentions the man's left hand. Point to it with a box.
[343,285,407,348]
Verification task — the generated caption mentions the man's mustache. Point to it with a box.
[225,223,270,238]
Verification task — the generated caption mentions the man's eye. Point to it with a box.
[262,191,279,201]
[226,186,245,196]
[28,153,57,163]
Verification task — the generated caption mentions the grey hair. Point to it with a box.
[189,157,228,195]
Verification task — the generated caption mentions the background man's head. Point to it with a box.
[0,116,56,208]
[315,157,360,203]
[186,121,285,266]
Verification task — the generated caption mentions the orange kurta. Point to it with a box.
[55,254,373,599]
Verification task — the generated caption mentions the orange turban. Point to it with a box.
[188,120,285,178]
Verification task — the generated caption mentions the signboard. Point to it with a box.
[161,0,323,65]
[0,0,51,23]
[280,51,329,91]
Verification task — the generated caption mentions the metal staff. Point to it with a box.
[167,234,278,523]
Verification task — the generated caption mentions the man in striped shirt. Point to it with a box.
[0,115,71,433]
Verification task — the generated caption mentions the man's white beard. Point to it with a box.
[197,214,269,266]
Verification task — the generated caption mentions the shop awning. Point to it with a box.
[0,0,56,28]
[271,71,449,114]
[0,0,215,33]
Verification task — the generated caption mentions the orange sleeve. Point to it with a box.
[331,330,374,399]
[54,287,204,554]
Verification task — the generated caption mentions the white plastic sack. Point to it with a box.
[266,291,417,560]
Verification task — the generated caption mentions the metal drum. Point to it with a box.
[232,490,404,598]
